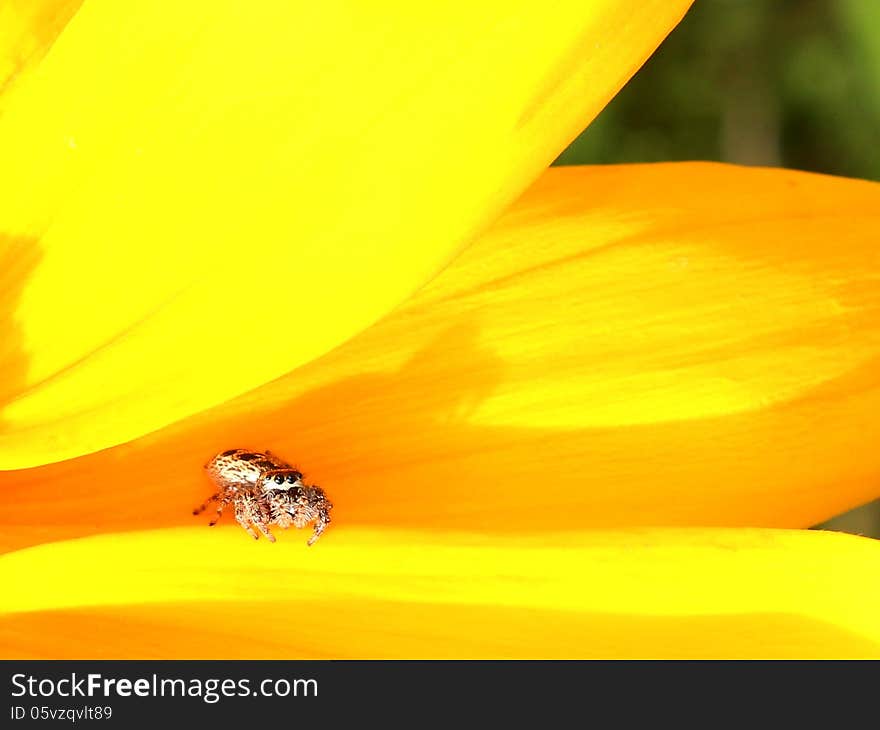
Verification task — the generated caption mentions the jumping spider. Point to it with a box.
[193,449,332,545]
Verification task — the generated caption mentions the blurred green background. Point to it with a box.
[553,0,880,536]
[555,0,880,180]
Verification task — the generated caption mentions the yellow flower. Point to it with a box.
[0,0,691,468]
[3,2,880,658]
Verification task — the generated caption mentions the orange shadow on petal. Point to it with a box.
[0,234,40,417]
[3,164,880,549]
[0,1,85,102]
[1,313,879,552]
[1,600,877,659]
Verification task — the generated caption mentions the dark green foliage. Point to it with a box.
[555,0,880,181]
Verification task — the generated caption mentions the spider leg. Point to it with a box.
[252,517,276,543]
[193,492,220,515]
[208,495,233,526]
[234,499,260,539]
[307,502,332,546]
[249,496,277,543]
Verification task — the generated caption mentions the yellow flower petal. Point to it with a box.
[0,1,693,469]
[2,163,878,549]
[0,0,82,101]
[1,528,878,658]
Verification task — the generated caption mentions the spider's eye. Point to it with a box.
[286,473,299,484]
[273,474,285,485]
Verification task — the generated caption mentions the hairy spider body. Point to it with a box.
[194,449,332,545]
